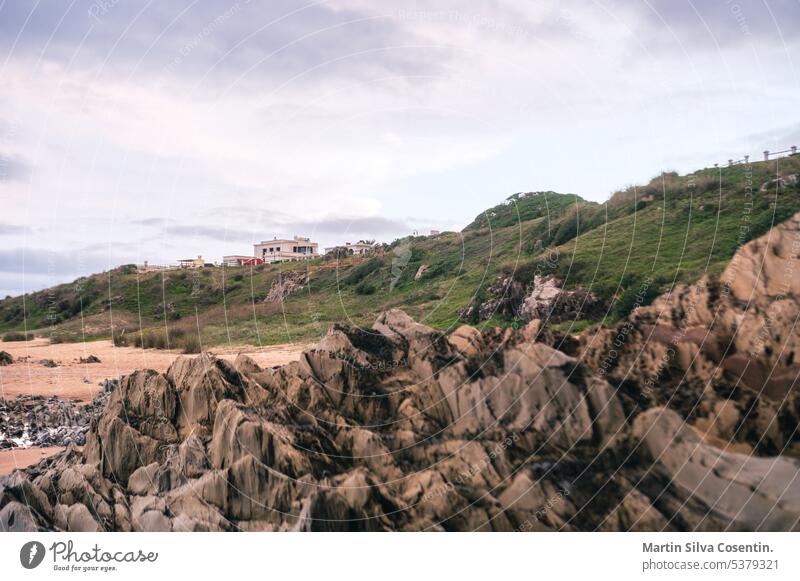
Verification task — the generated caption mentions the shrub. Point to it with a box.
[112,330,129,347]
[611,274,663,321]
[550,214,579,246]
[344,258,383,285]
[354,282,376,295]
[179,334,201,354]
[134,331,168,349]
[3,331,33,342]
[169,327,187,343]
[467,285,487,325]
[745,206,796,243]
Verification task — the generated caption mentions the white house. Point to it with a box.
[254,236,319,263]
[324,240,375,256]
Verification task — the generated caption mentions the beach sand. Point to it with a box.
[0,338,309,402]
[0,446,63,476]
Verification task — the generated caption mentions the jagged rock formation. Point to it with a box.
[580,212,800,458]
[263,271,307,303]
[461,275,602,324]
[0,393,112,450]
[0,215,798,532]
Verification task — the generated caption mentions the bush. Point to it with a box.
[745,207,796,243]
[3,331,33,342]
[134,331,168,349]
[550,214,579,246]
[179,334,201,354]
[354,282,376,295]
[611,274,663,321]
[169,327,187,343]
[344,258,383,285]
[112,330,129,347]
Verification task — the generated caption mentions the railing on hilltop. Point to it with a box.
[763,146,798,161]
[713,145,797,168]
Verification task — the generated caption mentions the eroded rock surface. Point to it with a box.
[1,215,798,532]
[461,275,602,324]
[580,212,800,458]
[264,271,308,303]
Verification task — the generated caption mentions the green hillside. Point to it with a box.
[463,190,591,231]
[1,155,798,347]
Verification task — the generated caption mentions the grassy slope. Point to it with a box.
[1,155,798,346]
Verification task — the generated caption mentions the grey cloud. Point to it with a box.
[621,0,800,51]
[0,1,443,88]
[159,215,411,241]
[0,155,30,182]
[0,246,129,296]
[132,217,167,226]
[732,122,800,151]
[287,216,411,236]
[0,223,32,235]
[0,247,114,278]
[163,224,243,241]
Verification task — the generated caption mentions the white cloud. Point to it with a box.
[0,0,798,295]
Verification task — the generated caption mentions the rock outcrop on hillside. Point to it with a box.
[460,275,602,324]
[263,271,308,303]
[580,212,800,458]
[1,215,798,532]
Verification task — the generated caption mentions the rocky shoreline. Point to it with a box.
[0,381,115,450]
[0,214,797,532]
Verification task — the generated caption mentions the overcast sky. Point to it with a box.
[1,0,799,296]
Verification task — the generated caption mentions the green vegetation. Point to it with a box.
[1,155,797,347]
[2,331,33,342]
[464,191,588,231]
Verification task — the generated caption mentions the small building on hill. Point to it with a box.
[254,236,319,263]
[324,240,375,256]
[137,261,171,273]
[223,255,264,267]
[178,256,205,269]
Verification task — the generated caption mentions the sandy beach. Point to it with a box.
[0,338,309,402]
[0,446,63,476]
